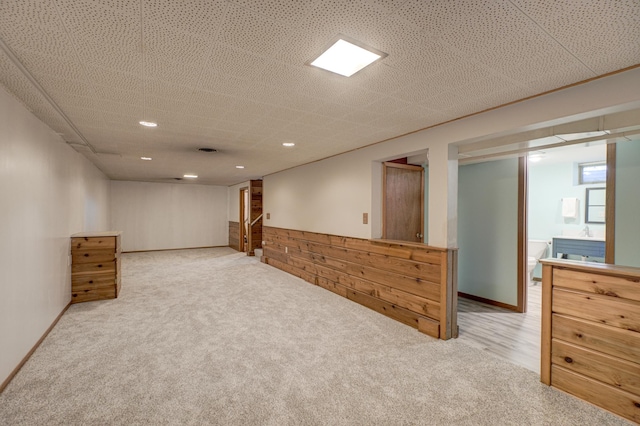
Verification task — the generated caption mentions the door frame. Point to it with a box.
[382,162,425,241]
[517,143,618,311]
[239,187,249,253]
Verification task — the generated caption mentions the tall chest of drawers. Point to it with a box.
[70,232,122,303]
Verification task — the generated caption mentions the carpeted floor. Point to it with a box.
[0,248,632,425]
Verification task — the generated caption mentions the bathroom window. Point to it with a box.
[579,161,607,184]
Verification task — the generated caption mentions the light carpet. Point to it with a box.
[0,248,632,425]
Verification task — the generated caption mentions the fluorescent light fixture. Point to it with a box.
[139,121,157,127]
[309,37,386,77]
[235,165,245,169]
[528,152,545,162]
[183,174,198,178]
[140,157,152,161]
[282,142,295,147]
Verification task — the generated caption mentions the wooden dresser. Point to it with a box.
[540,259,640,424]
[70,231,122,304]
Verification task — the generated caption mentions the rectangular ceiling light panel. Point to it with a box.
[310,37,386,77]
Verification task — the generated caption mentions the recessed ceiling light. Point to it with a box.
[183,174,198,178]
[140,157,152,161]
[139,121,157,127]
[309,37,386,77]
[235,165,245,169]
[282,142,295,147]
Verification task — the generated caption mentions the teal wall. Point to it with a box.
[458,158,519,306]
[615,141,640,267]
[529,161,606,241]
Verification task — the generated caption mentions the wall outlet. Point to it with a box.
[363,212,368,224]
[266,213,270,219]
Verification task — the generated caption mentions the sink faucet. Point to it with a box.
[582,225,590,237]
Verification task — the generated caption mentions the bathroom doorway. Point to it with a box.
[524,143,610,311]
[457,142,614,373]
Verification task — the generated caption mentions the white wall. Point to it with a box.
[458,159,519,305]
[615,140,640,267]
[263,68,640,248]
[265,151,373,239]
[0,87,110,386]
[110,181,228,252]
[227,180,250,223]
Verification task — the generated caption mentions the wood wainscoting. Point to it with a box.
[261,226,458,340]
[540,259,640,424]
[228,221,240,251]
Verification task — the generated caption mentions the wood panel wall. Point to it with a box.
[262,226,458,340]
[541,259,640,423]
[228,221,240,251]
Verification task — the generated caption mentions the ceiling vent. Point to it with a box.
[198,148,217,153]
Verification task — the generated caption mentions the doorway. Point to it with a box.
[382,162,424,242]
[238,180,263,256]
[239,187,249,253]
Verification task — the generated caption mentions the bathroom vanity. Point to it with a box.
[552,236,605,261]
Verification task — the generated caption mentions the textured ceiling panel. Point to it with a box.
[219,4,293,57]
[229,0,319,24]
[0,0,638,185]
[144,0,228,37]
[510,0,640,75]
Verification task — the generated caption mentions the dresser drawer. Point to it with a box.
[71,236,116,251]
[552,339,640,396]
[72,286,117,303]
[71,260,116,275]
[71,248,117,264]
[552,365,640,424]
[72,274,115,290]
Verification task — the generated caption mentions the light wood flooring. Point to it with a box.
[457,284,542,374]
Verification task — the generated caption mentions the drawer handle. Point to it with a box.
[564,357,573,364]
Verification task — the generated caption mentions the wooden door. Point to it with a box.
[383,162,424,242]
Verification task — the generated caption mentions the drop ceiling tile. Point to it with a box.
[143,0,228,38]
[14,50,86,84]
[85,66,142,92]
[363,96,412,115]
[144,79,197,104]
[197,72,251,98]
[0,1,63,28]
[92,85,144,107]
[219,4,293,57]
[57,0,140,52]
[206,43,269,81]
[144,54,203,88]
[46,90,101,112]
[144,22,212,68]
[524,63,598,95]
[229,0,319,24]
[418,89,472,112]
[0,22,78,62]
[301,0,388,48]
[31,74,94,99]
[510,0,640,75]
[353,63,412,96]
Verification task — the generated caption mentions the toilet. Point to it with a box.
[528,240,549,283]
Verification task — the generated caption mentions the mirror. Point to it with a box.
[585,187,606,224]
